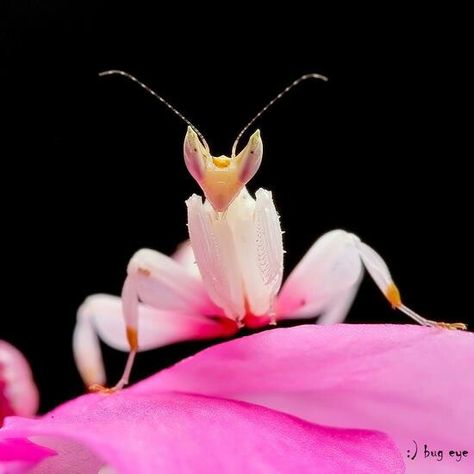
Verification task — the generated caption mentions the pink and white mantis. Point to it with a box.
[73,72,466,392]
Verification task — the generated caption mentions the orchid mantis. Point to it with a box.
[74,71,466,392]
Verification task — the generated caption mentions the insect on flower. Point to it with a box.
[74,71,467,392]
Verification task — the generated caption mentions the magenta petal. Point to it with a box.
[0,438,55,461]
[0,438,56,472]
[0,390,402,473]
[138,324,474,473]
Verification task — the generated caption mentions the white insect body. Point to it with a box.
[73,72,466,391]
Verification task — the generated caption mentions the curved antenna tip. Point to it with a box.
[231,73,328,156]
[98,70,128,77]
[96,70,209,150]
[309,73,329,81]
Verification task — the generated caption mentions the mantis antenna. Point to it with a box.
[99,70,209,151]
[231,73,328,157]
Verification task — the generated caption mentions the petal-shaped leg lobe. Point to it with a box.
[278,229,465,329]
[74,294,238,386]
[317,281,362,325]
[73,301,107,386]
[126,248,219,316]
[277,229,362,320]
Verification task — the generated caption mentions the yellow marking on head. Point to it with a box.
[184,127,263,211]
[386,283,402,308]
[212,156,231,168]
[138,267,151,276]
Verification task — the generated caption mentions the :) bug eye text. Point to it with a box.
[406,440,469,463]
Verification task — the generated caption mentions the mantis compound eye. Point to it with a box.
[184,126,263,212]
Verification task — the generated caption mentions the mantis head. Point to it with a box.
[183,127,263,212]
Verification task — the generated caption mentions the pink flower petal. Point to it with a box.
[0,391,402,473]
[137,324,474,473]
[0,438,55,462]
[0,341,39,423]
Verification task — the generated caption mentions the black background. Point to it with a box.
[2,3,471,412]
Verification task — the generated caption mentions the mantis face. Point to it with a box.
[184,127,263,212]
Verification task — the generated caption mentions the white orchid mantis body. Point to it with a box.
[74,72,466,391]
